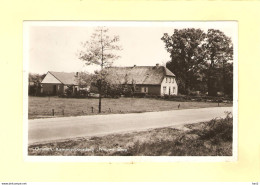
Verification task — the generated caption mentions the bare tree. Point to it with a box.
[78,27,122,113]
[76,72,91,89]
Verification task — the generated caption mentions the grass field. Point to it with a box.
[28,114,233,156]
[28,96,232,119]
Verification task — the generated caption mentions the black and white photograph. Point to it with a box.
[23,21,237,160]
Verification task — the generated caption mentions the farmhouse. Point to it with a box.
[41,64,178,96]
[41,71,79,95]
[106,64,178,96]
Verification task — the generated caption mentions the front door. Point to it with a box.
[169,87,171,95]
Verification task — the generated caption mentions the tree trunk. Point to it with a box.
[99,29,104,114]
[222,60,226,94]
[207,77,217,96]
[207,54,217,96]
[185,79,189,95]
[98,94,101,113]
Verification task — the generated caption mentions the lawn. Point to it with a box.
[28,114,233,156]
[28,96,232,119]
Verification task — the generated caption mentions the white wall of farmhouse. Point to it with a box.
[160,76,178,96]
[41,72,62,84]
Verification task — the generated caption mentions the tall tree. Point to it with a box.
[162,28,233,96]
[205,29,233,96]
[161,28,207,94]
[78,27,121,113]
[223,62,233,96]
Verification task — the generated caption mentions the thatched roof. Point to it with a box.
[105,65,175,85]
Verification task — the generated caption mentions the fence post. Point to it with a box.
[52,109,54,116]
[91,107,94,113]
[178,104,180,109]
[62,109,64,116]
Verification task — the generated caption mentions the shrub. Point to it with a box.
[145,94,160,99]
[79,90,89,97]
[123,87,134,97]
[133,92,146,98]
[163,94,170,99]
[191,112,233,143]
[158,94,232,103]
[59,90,90,99]
[65,86,73,96]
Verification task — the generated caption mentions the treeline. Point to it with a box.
[161,29,233,96]
[28,73,46,96]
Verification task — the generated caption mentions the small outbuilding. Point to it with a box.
[41,71,79,95]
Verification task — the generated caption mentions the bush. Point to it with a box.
[145,94,160,99]
[162,94,189,101]
[123,87,134,97]
[163,94,170,99]
[65,86,73,96]
[59,90,90,99]
[159,94,232,103]
[133,92,146,98]
[37,92,48,97]
[190,112,233,143]
[79,90,89,96]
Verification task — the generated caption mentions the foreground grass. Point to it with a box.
[29,96,232,119]
[28,114,233,156]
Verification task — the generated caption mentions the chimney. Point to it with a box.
[156,63,159,68]
[133,65,136,67]
[75,72,79,77]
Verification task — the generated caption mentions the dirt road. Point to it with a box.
[28,107,232,144]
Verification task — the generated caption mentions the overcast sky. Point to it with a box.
[26,21,237,74]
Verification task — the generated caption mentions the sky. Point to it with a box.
[26,21,237,74]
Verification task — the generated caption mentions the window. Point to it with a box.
[166,77,168,83]
[173,87,175,93]
[141,87,148,93]
[163,86,166,94]
[172,78,174,83]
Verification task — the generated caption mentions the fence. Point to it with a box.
[28,106,118,119]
